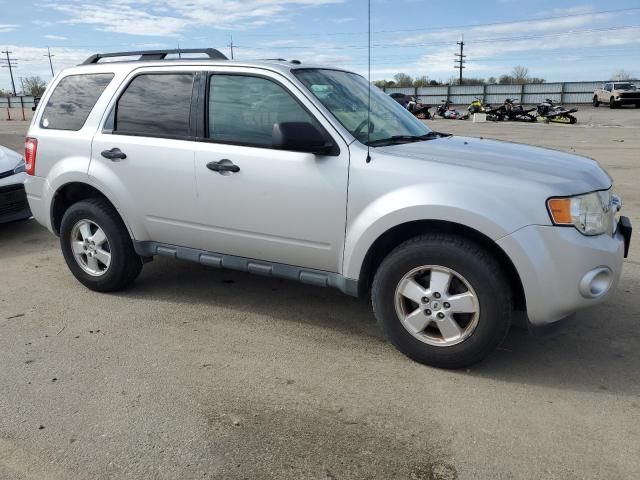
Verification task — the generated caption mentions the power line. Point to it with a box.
[233,24,640,51]
[233,6,640,37]
[1,50,18,95]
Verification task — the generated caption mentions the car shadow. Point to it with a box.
[116,256,640,396]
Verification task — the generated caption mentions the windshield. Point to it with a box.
[294,69,432,145]
[614,83,635,90]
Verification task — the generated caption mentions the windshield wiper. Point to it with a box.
[366,132,438,147]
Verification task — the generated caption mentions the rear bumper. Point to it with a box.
[497,221,629,326]
[0,180,31,224]
[23,175,53,232]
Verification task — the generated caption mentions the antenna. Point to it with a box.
[366,0,372,163]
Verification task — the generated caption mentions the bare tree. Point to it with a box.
[393,73,414,87]
[23,76,47,96]
[511,66,529,84]
[0,87,11,96]
[413,76,430,88]
[373,79,395,88]
[611,69,633,81]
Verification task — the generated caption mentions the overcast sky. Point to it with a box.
[1,0,639,91]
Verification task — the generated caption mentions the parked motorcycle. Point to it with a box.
[467,97,487,114]
[503,98,537,122]
[483,103,507,121]
[537,99,578,124]
[436,100,469,120]
[407,98,433,119]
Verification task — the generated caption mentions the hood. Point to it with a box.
[378,135,612,194]
[0,145,23,174]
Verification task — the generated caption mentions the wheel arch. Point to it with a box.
[50,182,134,238]
[355,219,526,313]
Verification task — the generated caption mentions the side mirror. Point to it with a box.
[272,122,335,155]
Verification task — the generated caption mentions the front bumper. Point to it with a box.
[0,174,31,224]
[616,97,640,105]
[497,218,631,326]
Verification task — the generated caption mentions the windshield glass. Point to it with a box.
[294,69,431,145]
[614,83,635,90]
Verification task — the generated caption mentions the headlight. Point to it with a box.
[547,190,614,236]
[13,159,26,174]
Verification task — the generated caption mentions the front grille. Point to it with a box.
[619,92,640,99]
[0,184,29,217]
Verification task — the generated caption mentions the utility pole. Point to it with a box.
[227,34,234,60]
[454,37,466,85]
[1,49,18,95]
[44,47,55,77]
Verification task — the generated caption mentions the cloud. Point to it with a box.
[409,26,640,80]
[44,35,68,40]
[0,24,18,33]
[45,0,344,36]
[394,11,619,46]
[331,17,355,23]
[535,5,596,17]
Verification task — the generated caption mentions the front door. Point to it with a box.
[191,71,349,273]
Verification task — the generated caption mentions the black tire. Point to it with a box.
[60,198,142,292]
[609,97,617,109]
[371,234,512,369]
[593,96,599,107]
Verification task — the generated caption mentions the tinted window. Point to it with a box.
[115,73,194,138]
[207,75,317,147]
[41,73,114,131]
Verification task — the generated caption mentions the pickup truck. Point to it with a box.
[593,82,640,108]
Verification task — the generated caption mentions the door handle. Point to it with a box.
[206,159,240,174]
[101,148,127,161]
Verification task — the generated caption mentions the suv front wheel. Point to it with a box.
[371,234,512,368]
[60,198,142,292]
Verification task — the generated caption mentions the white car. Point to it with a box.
[0,145,31,224]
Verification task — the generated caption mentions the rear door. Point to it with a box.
[90,69,200,246]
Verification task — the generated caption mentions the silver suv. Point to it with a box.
[24,48,632,368]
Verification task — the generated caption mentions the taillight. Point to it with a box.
[25,137,37,176]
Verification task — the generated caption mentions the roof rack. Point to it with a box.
[81,48,228,65]
[261,58,302,65]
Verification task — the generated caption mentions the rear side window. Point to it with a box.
[114,73,194,138]
[40,73,114,131]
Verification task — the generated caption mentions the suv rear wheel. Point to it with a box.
[60,198,142,292]
[593,96,599,107]
[371,234,512,368]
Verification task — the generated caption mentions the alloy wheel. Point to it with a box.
[70,219,112,276]
[394,265,480,347]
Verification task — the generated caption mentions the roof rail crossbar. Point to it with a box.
[81,48,228,65]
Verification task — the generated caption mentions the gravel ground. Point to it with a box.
[0,107,639,480]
